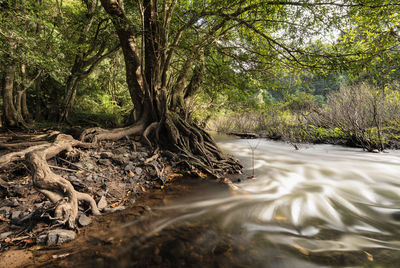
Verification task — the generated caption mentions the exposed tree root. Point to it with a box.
[151,112,242,177]
[80,123,146,143]
[0,141,49,150]
[79,112,242,178]
[0,134,100,229]
[0,112,242,228]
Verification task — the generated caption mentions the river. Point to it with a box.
[46,135,400,267]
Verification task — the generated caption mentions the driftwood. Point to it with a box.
[227,132,261,139]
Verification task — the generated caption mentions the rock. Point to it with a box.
[98,159,112,166]
[0,206,11,214]
[115,148,128,155]
[111,156,125,165]
[9,199,20,207]
[68,175,78,181]
[130,152,140,160]
[71,180,86,190]
[78,214,91,227]
[92,153,101,159]
[97,196,107,210]
[34,202,44,209]
[100,152,113,159]
[0,232,12,239]
[135,167,143,176]
[11,211,22,221]
[124,163,135,171]
[0,200,14,207]
[37,229,76,246]
[103,206,126,213]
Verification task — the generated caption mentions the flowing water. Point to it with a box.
[50,135,400,267]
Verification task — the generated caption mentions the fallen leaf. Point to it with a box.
[274,215,288,221]
[140,186,147,192]
[128,170,135,177]
[29,245,44,251]
[294,243,309,256]
[111,202,120,208]
[198,172,207,178]
[168,173,183,181]
[0,216,10,222]
[364,251,374,261]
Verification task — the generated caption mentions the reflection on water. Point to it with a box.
[58,135,400,267]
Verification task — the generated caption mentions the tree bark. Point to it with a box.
[2,63,19,127]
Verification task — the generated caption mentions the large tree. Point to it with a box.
[89,0,355,172]
[81,0,253,174]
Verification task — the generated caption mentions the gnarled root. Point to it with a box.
[0,134,100,229]
[155,112,242,177]
[80,123,146,143]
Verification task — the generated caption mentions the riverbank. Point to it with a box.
[222,127,400,151]
[20,137,400,267]
[0,129,239,267]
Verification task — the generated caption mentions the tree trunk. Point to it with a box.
[2,63,19,127]
[59,74,80,122]
[35,78,41,121]
[21,90,31,122]
[20,63,32,122]
[92,0,242,176]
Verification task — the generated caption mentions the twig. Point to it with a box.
[48,165,77,173]
[58,158,109,180]
[0,178,9,188]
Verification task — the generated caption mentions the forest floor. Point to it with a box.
[0,128,239,267]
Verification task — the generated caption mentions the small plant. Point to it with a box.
[246,139,261,179]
